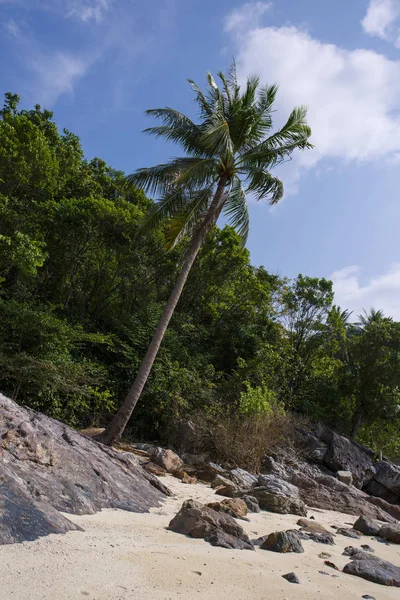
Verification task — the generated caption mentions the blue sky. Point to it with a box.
[1,0,400,317]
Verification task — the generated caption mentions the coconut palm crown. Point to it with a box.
[130,65,312,248]
[97,65,313,445]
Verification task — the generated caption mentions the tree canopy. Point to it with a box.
[0,92,399,460]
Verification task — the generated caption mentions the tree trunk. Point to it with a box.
[96,178,227,446]
[350,404,364,441]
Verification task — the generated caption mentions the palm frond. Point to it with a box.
[223,179,249,245]
[144,108,207,157]
[245,168,284,205]
[164,187,214,249]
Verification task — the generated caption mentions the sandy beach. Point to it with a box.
[1,475,399,600]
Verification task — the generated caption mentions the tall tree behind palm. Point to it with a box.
[97,65,313,445]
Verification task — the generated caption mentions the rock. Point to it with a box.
[343,545,375,556]
[365,494,400,521]
[0,393,169,545]
[242,495,260,513]
[230,468,258,489]
[151,447,183,474]
[343,549,400,587]
[364,478,398,504]
[324,560,339,570]
[324,433,376,488]
[247,475,307,516]
[282,572,300,584]
[206,498,248,519]
[318,552,331,559]
[211,474,234,489]
[379,524,400,544]
[353,516,383,536]
[295,428,327,464]
[181,472,197,484]
[336,527,361,539]
[362,596,376,600]
[292,471,397,522]
[186,461,226,483]
[263,455,288,478]
[296,518,335,544]
[143,462,167,476]
[260,530,304,553]
[204,528,254,550]
[373,460,400,496]
[168,499,254,550]
[297,518,332,535]
[215,482,241,498]
[337,470,353,486]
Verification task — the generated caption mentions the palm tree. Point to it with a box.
[97,64,312,445]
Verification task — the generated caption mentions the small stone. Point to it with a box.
[362,596,376,600]
[336,527,361,539]
[361,544,375,553]
[319,571,330,576]
[282,572,300,584]
[318,552,331,559]
[324,560,339,570]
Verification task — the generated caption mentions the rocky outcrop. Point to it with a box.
[324,433,376,488]
[230,468,258,489]
[168,499,254,550]
[290,468,398,522]
[244,475,307,516]
[260,530,304,553]
[0,393,169,545]
[343,549,400,587]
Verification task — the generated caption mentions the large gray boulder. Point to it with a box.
[372,460,400,498]
[343,549,400,587]
[324,433,376,488]
[353,516,385,536]
[0,393,169,545]
[244,475,307,516]
[168,499,254,550]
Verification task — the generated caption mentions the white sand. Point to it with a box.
[1,475,399,600]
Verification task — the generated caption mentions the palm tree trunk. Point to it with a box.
[96,178,227,446]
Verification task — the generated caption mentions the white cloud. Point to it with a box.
[66,0,113,23]
[30,52,88,105]
[224,2,271,32]
[331,264,400,320]
[4,20,90,105]
[226,16,400,180]
[361,0,400,44]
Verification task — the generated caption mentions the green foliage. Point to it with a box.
[0,92,399,460]
[239,382,280,416]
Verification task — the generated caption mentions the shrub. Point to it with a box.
[186,407,297,473]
